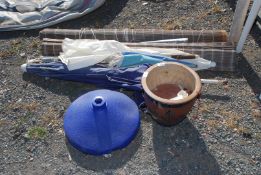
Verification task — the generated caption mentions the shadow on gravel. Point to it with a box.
[250,24,261,47]
[22,73,97,102]
[198,54,261,99]
[22,73,136,102]
[197,70,241,80]
[225,0,237,11]
[153,119,221,175]
[145,0,173,2]
[0,29,40,40]
[56,0,129,29]
[0,0,129,39]
[65,128,142,171]
[238,54,261,95]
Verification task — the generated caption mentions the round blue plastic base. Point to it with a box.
[64,90,140,155]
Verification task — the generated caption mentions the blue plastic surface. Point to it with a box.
[64,90,140,155]
[120,52,197,68]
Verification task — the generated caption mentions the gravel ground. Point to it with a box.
[0,0,261,175]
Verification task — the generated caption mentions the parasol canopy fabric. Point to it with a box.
[22,61,149,91]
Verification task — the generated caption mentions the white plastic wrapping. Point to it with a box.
[58,39,216,71]
[180,56,216,71]
[59,38,128,70]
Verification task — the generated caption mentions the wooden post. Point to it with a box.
[228,0,251,42]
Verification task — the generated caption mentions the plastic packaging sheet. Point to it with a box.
[59,39,128,70]
[59,39,215,70]
[0,0,105,31]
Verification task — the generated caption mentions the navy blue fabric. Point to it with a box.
[25,62,149,91]
[63,90,140,155]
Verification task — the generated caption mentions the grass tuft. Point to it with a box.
[29,39,40,49]
[41,107,60,127]
[199,103,211,113]
[7,101,39,112]
[0,39,23,59]
[207,119,219,128]
[252,109,261,118]
[162,18,184,30]
[27,127,47,139]
[212,4,222,14]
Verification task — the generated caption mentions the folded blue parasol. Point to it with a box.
[22,62,149,91]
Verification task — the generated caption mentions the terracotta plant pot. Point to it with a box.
[141,62,201,126]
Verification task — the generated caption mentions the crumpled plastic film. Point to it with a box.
[0,0,105,31]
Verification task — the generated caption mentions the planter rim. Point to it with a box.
[141,62,201,105]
